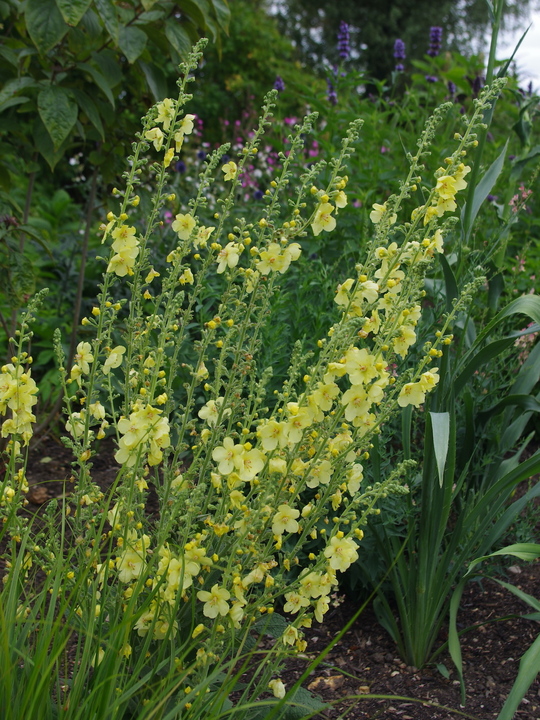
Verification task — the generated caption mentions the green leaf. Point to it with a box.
[118,25,147,63]
[138,61,168,102]
[33,117,67,170]
[141,0,159,8]
[461,140,507,242]
[430,412,450,488]
[165,19,192,59]
[54,0,92,26]
[76,62,115,107]
[478,394,540,424]
[438,254,458,312]
[209,0,230,32]
[70,88,105,140]
[497,631,540,720]
[38,86,78,150]
[282,687,327,720]
[26,0,68,53]
[0,78,38,110]
[251,612,287,639]
[466,544,540,576]
[8,252,35,301]
[94,0,119,41]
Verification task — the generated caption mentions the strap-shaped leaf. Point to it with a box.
[430,412,450,488]
[118,26,148,64]
[55,0,93,26]
[461,139,507,242]
[26,0,68,54]
[38,86,78,149]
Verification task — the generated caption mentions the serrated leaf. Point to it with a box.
[252,612,288,639]
[8,252,35,301]
[76,62,115,107]
[165,19,192,59]
[26,0,68,53]
[118,25,147,63]
[94,0,119,40]
[38,86,78,149]
[54,0,92,26]
[70,88,104,139]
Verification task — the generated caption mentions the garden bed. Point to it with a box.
[24,434,540,720]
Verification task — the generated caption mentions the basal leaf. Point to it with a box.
[430,412,450,488]
[461,140,507,242]
[54,0,93,26]
[497,634,540,720]
[26,0,68,53]
[118,25,148,63]
[165,19,192,59]
[38,86,78,149]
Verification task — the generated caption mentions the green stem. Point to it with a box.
[461,0,505,254]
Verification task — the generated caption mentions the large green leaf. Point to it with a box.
[138,61,168,102]
[54,0,92,26]
[209,0,230,31]
[0,78,38,111]
[70,89,105,140]
[165,19,192,59]
[94,0,119,41]
[37,86,78,149]
[118,25,147,63]
[76,62,115,107]
[33,116,69,170]
[26,0,68,53]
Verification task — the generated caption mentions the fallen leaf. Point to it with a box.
[307,675,344,692]
[27,486,49,504]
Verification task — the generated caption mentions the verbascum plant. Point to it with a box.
[0,41,506,718]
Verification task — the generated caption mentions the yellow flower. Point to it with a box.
[172,213,196,240]
[155,98,175,130]
[174,113,196,150]
[145,127,164,151]
[74,342,94,374]
[272,504,300,535]
[197,584,230,618]
[222,161,237,181]
[311,202,336,236]
[370,202,397,225]
[397,382,426,408]
[103,346,126,375]
[323,535,359,572]
[216,242,240,273]
[268,679,286,699]
[163,148,175,168]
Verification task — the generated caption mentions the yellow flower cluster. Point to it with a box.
[115,403,170,466]
[0,362,38,445]
[107,225,140,277]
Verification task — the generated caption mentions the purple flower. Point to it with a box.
[337,21,350,60]
[253,189,264,200]
[393,39,406,71]
[427,26,443,57]
[472,75,485,96]
[425,75,438,83]
[447,80,457,96]
[327,78,338,105]
[274,75,285,93]
[175,160,186,173]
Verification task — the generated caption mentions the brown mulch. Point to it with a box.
[20,435,540,720]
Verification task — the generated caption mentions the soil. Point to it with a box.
[20,435,540,720]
